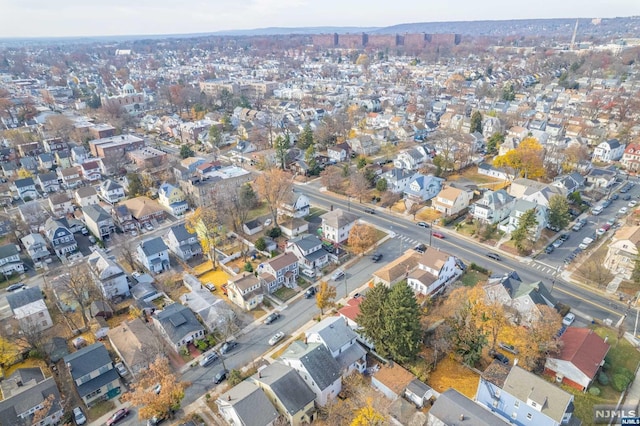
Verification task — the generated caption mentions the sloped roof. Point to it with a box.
[107,319,159,373]
[7,286,43,311]
[83,204,111,223]
[306,316,358,354]
[169,223,196,243]
[373,250,421,283]
[337,297,364,323]
[556,328,610,380]
[250,363,315,415]
[372,362,415,396]
[0,243,19,259]
[63,343,112,381]
[320,208,359,229]
[218,381,278,426]
[418,247,451,271]
[154,303,204,345]
[430,388,510,426]
[280,341,341,391]
[139,237,168,257]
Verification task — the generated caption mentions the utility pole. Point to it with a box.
[344,272,348,298]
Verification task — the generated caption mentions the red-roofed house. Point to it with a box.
[80,160,102,181]
[544,328,610,391]
[622,143,640,172]
[338,297,364,329]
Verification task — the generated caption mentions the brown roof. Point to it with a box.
[418,247,450,271]
[373,363,415,396]
[436,186,463,202]
[268,252,298,271]
[408,268,436,286]
[613,225,640,246]
[231,272,260,292]
[482,360,510,388]
[119,196,165,219]
[557,328,610,380]
[81,160,100,170]
[373,250,420,283]
[60,166,80,177]
[107,318,159,373]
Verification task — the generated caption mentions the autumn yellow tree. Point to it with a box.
[122,356,187,421]
[16,168,33,179]
[350,398,386,426]
[316,281,337,315]
[185,207,222,268]
[348,223,377,255]
[254,168,293,227]
[493,137,544,180]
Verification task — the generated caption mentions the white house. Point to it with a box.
[21,233,51,263]
[0,243,25,276]
[75,186,100,207]
[285,234,330,273]
[593,138,625,162]
[499,199,548,239]
[278,192,310,219]
[137,237,170,274]
[320,208,359,244]
[99,179,126,204]
[6,286,53,333]
[470,189,515,224]
[432,186,473,216]
[87,249,130,299]
[305,316,367,376]
[327,143,350,163]
[379,168,414,193]
[407,247,463,296]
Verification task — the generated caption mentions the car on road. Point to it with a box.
[559,233,570,242]
[371,253,383,262]
[6,283,26,292]
[489,349,509,365]
[578,237,594,250]
[73,407,87,425]
[572,219,587,231]
[611,194,619,200]
[621,187,629,194]
[220,340,238,355]
[416,222,430,228]
[213,369,229,384]
[607,218,616,226]
[414,244,426,254]
[268,331,285,346]
[619,207,629,215]
[106,408,129,426]
[486,252,502,261]
[147,413,168,426]
[304,287,316,299]
[432,231,445,239]
[204,282,216,292]
[562,312,576,326]
[300,268,316,278]
[364,207,375,214]
[596,227,606,236]
[544,245,555,254]
[331,269,345,281]
[629,200,638,208]
[199,351,219,367]
[498,342,519,355]
[623,193,632,200]
[264,312,280,325]
[602,199,612,208]
[552,239,564,249]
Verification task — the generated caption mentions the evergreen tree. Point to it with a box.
[548,194,571,230]
[486,132,505,155]
[470,111,483,134]
[299,124,314,149]
[274,134,290,170]
[179,144,194,159]
[511,208,538,252]
[376,178,388,192]
[356,284,390,351]
[383,282,422,363]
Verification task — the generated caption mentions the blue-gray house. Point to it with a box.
[403,173,444,202]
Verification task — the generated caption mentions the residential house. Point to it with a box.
[14,177,38,200]
[216,381,279,426]
[71,146,88,164]
[545,327,610,391]
[509,178,565,208]
[306,316,367,376]
[470,189,515,224]
[586,167,617,188]
[499,199,547,239]
[405,379,435,409]
[43,217,77,258]
[38,152,54,169]
[21,233,51,263]
[407,247,463,297]
[107,318,164,378]
[593,138,625,162]
[37,171,60,193]
[621,143,640,171]
[370,362,415,400]
[258,252,299,294]
[327,143,350,162]
[158,183,188,216]
[280,217,310,238]
[87,249,130,299]
[432,186,473,216]
[119,197,166,227]
[99,179,126,204]
[112,204,137,232]
[57,166,82,189]
[7,286,53,332]
[83,204,116,241]
[0,182,13,206]
[278,192,310,219]
[394,148,427,170]
[403,173,444,202]
[48,193,75,216]
[75,186,100,207]
[320,208,359,244]
[54,150,72,168]
[63,343,122,406]
[227,272,264,311]
[338,297,365,330]
[285,234,330,274]
[552,173,585,195]
[380,168,414,193]
[243,219,263,236]
[0,243,25,276]
[137,237,170,274]
[164,223,202,261]
[80,160,102,182]
[372,250,421,287]
[604,225,640,279]
[19,157,38,174]
[1,161,18,178]
[280,341,342,407]
[0,369,63,426]
[484,271,556,326]
[152,303,205,352]
[476,362,576,426]
[347,135,380,156]
[180,274,237,332]
[249,362,317,426]
[478,162,514,181]
[429,388,511,426]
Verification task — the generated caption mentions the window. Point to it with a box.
[527,413,533,420]
[514,401,520,408]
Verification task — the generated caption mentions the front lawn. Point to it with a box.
[273,286,298,301]
[88,400,115,420]
[460,270,487,287]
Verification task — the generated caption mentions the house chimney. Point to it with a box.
[227,395,231,401]
[259,372,262,378]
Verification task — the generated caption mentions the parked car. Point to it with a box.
[417,222,430,228]
[611,194,619,200]
[364,207,375,214]
[88,235,96,244]
[371,253,383,262]
[73,407,87,425]
[106,408,129,426]
[414,244,426,254]
[153,384,162,394]
[213,369,229,384]
[498,342,519,355]
[304,287,316,299]
[81,227,89,235]
[220,340,238,355]
[264,312,280,325]
[147,414,168,426]
[544,245,555,254]
[432,232,445,239]
[264,218,272,226]
[6,283,26,292]
[145,222,154,231]
[562,312,576,326]
[619,207,629,215]
[268,331,285,346]
[199,351,219,367]
[629,200,638,208]
[204,283,216,292]
[623,193,632,200]
[300,269,316,279]
[331,269,345,281]
[559,233,570,242]
[486,252,502,261]
[572,219,587,231]
[114,362,128,377]
[489,349,509,365]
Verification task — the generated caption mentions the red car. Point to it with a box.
[432,232,445,239]
[106,408,129,426]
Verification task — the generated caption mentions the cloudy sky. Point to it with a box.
[0,0,638,38]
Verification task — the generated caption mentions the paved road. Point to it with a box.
[294,180,634,330]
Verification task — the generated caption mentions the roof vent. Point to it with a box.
[459,414,464,421]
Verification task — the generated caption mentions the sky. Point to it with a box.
[0,0,638,38]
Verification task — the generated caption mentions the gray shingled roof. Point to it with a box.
[63,343,113,382]
[289,234,322,252]
[281,342,341,391]
[154,303,203,345]
[251,363,315,415]
[169,223,196,243]
[219,381,278,426]
[7,286,43,311]
[139,237,168,256]
[83,204,110,223]
[430,388,510,425]
[0,243,19,259]
[306,316,358,354]
[0,376,61,426]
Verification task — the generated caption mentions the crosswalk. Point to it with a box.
[529,262,560,275]
[394,233,422,248]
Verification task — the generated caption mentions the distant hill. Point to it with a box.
[209,26,380,36]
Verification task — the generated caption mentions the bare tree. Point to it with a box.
[59,264,98,330]
[347,172,371,203]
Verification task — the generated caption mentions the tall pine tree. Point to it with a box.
[384,282,422,363]
[356,284,390,351]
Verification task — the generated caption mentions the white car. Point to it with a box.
[562,313,576,326]
[268,331,285,346]
[619,207,629,215]
[629,200,638,208]
[331,269,345,281]
[264,218,272,226]
[73,407,87,425]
